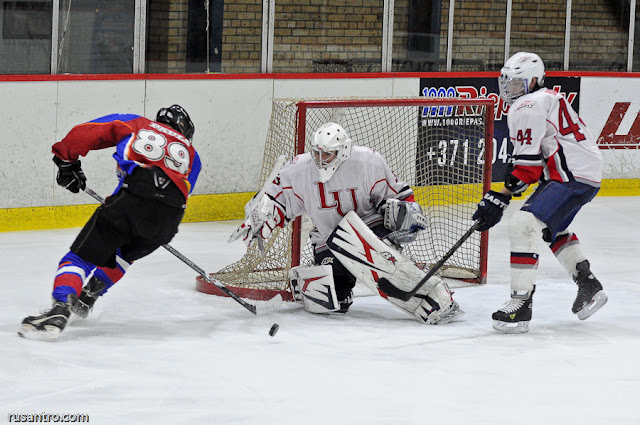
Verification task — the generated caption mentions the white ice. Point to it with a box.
[1,196,639,425]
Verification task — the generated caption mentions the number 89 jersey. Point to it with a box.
[52,113,201,200]
[507,88,603,187]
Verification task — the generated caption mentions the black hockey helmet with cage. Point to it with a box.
[156,104,195,140]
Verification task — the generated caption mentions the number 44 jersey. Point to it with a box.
[52,113,201,199]
[507,88,603,188]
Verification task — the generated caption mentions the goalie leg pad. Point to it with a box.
[327,212,426,294]
[411,276,464,325]
[289,265,341,314]
[327,211,463,324]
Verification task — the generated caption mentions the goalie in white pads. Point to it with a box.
[231,122,463,324]
[473,52,607,334]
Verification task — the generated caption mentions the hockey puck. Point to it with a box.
[269,323,279,337]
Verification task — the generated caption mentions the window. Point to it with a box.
[2,1,52,40]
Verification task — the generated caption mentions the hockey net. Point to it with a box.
[197,97,494,300]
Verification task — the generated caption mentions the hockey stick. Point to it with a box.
[84,187,282,316]
[376,220,482,301]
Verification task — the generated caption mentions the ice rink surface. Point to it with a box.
[1,196,639,425]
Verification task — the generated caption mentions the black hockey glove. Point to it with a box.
[472,190,511,231]
[53,155,86,193]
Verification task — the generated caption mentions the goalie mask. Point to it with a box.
[310,122,353,183]
[498,52,545,105]
[156,104,195,140]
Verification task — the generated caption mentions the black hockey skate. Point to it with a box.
[18,301,71,341]
[337,292,353,314]
[68,276,106,318]
[492,286,535,334]
[572,260,608,320]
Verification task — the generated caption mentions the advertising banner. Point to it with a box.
[420,77,581,182]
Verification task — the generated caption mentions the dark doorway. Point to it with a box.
[186,0,223,73]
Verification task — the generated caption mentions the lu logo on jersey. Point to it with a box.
[317,182,358,216]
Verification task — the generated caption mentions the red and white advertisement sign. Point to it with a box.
[580,77,640,150]
[598,102,640,149]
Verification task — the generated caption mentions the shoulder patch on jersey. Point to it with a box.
[515,100,535,111]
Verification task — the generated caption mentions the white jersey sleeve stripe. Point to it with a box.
[514,153,545,167]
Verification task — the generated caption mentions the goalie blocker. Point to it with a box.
[326,211,464,324]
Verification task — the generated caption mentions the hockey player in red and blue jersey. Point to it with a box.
[19,105,201,340]
[472,53,607,334]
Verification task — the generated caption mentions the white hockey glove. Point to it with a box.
[228,194,285,253]
[380,199,429,245]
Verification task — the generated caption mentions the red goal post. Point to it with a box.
[197,97,494,301]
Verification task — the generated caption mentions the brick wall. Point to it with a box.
[146,0,189,73]
[440,0,628,71]
[569,0,629,70]
[147,0,632,74]
[270,0,384,73]
[221,0,262,73]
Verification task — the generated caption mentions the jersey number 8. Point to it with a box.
[132,129,191,174]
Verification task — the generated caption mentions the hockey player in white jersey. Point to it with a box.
[233,122,463,324]
[472,52,607,333]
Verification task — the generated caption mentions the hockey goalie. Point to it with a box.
[229,121,464,324]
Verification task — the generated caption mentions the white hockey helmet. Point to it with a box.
[310,122,353,182]
[498,52,545,104]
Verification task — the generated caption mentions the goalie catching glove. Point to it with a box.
[380,199,429,245]
[228,194,286,251]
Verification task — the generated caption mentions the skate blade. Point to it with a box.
[68,294,91,318]
[18,324,62,341]
[69,304,90,319]
[576,291,608,320]
[492,320,530,334]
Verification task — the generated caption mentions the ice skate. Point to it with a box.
[337,292,353,314]
[572,260,607,320]
[68,276,106,318]
[492,286,535,334]
[18,301,71,341]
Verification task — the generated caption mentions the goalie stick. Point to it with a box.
[84,187,282,316]
[377,221,482,301]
